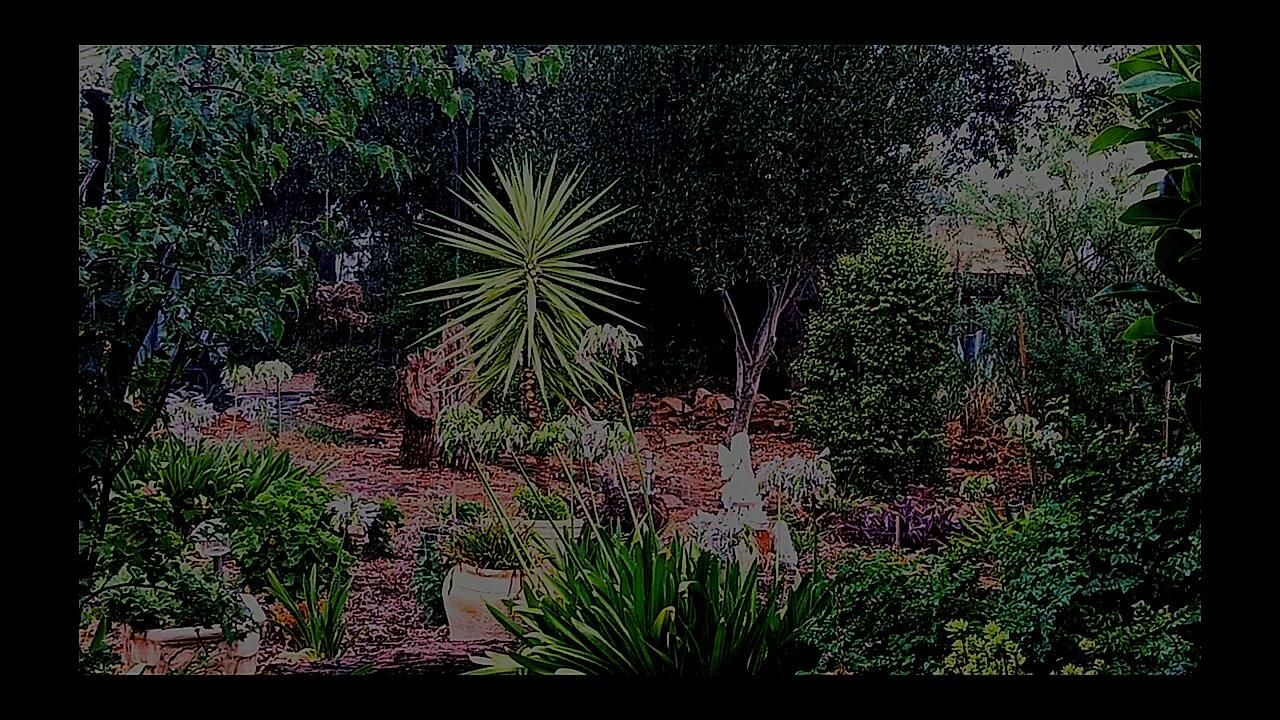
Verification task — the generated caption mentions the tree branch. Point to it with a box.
[720,288,750,359]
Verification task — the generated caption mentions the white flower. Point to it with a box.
[686,511,742,562]
[773,519,798,568]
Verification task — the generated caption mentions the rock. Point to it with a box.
[665,433,698,447]
[694,388,713,406]
[715,394,735,411]
[657,493,685,509]
[659,397,689,414]
[753,393,770,404]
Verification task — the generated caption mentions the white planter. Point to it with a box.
[442,564,524,642]
[122,594,265,675]
[522,517,582,560]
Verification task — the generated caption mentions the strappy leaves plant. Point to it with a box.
[407,153,641,410]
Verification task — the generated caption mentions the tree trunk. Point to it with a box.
[400,411,439,468]
[721,275,802,439]
[521,365,543,429]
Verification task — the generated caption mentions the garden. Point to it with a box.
[77,44,1201,675]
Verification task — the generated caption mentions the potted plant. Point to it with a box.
[439,518,530,642]
[513,483,579,560]
[102,564,265,675]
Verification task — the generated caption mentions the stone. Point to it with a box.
[694,388,713,406]
[657,493,685,509]
[715,394,735,411]
[659,397,688,414]
[665,433,698,447]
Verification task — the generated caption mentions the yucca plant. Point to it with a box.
[265,564,351,660]
[407,153,641,424]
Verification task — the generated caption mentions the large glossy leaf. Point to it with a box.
[1119,196,1191,226]
[1153,301,1201,337]
[1116,71,1189,95]
[1088,125,1157,155]
[1096,282,1182,305]
[1154,227,1201,293]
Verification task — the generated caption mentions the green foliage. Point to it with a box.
[1091,46,1201,352]
[408,154,639,407]
[472,414,532,461]
[98,486,186,581]
[99,563,249,641]
[794,231,957,494]
[413,498,493,625]
[300,423,357,446]
[412,530,453,626]
[936,620,1028,675]
[224,472,352,592]
[78,45,559,578]
[947,130,1160,432]
[439,520,526,570]
[316,345,396,408]
[513,483,570,521]
[266,564,352,659]
[471,530,830,675]
[438,402,485,464]
[364,498,405,559]
[808,549,980,674]
[117,439,313,534]
[528,415,582,456]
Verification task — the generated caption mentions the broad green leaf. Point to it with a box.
[1116,71,1188,95]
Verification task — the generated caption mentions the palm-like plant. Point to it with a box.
[407,154,640,422]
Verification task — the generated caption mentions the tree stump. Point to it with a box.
[399,324,476,468]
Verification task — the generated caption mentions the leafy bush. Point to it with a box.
[98,486,186,581]
[117,439,313,535]
[266,564,352,659]
[472,530,831,675]
[439,520,527,570]
[99,563,250,641]
[808,549,980,674]
[794,231,957,495]
[513,483,570,521]
[225,472,352,592]
[936,620,1028,675]
[412,531,452,626]
[316,345,396,408]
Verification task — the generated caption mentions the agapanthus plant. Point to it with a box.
[163,390,217,443]
[576,323,642,370]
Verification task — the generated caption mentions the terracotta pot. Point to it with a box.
[122,594,265,675]
[442,564,524,642]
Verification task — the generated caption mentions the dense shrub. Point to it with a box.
[807,549,980,674]
[794,231,958,495]
[316,345,397,408]
[224,471,352,593]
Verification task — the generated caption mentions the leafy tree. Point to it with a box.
[498,46,1039,434]
[1090,45,1201,433]
[77,45,560,580]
